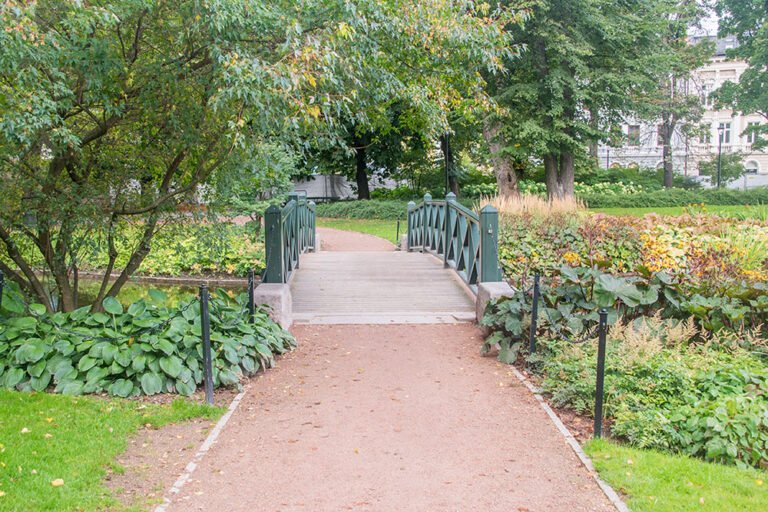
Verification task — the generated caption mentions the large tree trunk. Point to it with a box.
[483,122,519,198]
[544,152,575,200]
[354,138,370,200]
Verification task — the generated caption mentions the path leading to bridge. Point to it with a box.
[162,228,616,512]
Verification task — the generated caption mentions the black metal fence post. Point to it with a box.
[594,308,609,438]
[0,269,4,312]
[247,269,255,324]
[200,284,214,406]
[396,219,400,244]
[528,274,540,355]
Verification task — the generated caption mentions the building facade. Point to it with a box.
[597,36,768,187]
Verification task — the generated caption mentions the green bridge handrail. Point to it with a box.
[407,193,502,289]
[263,192,317,283]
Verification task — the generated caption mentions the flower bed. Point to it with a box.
[485,210,768,469]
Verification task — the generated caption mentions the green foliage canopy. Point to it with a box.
[0,0,512,310]
[716,0,768,149]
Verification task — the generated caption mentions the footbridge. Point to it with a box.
[254,192,512,327]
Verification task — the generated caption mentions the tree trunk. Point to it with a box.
[560,152,575,197]
[440,134,459,196]
[544,154,562,199]
[544,152,575,200]
[662,121,675,188]
[483,122,519,198]
[354,136,370,200]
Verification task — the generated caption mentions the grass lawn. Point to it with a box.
[592,204,768,219]
[585,439,768,511]
[317,218,402,243]
[0,390,223,511]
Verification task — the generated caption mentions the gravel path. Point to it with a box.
[166,324,614,511]
[318,227,395,252]
[162,226,615,511]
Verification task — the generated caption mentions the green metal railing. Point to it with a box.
[263,192,317,283]
[407,193,502,289]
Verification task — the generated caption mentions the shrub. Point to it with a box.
[1,221,265,278]
[0,285,295,397]
[370,186,424,200]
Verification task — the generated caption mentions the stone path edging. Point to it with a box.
[154,389,247,512]
[511,368,630,512]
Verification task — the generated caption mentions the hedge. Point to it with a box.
[315,200,411,220]
[582,188,768,208]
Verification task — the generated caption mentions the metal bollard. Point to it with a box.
[199,284,214,406]
[594,308,609,438]
[528,274,540,355]
[247,269,255,324]
[396,220,400,244]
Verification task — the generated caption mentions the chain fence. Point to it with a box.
[520,272,609,438]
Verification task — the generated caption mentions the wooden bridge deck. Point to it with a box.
[290,251,476,324]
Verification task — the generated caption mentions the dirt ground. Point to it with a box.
[318,227,395,252]
[162,324,615,512]
[106,420,213,510]
[105,389,240,510]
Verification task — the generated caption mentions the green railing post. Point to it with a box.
[308,200,317,252]
[444,192,456,267]
[263,204,283,283]
[407,201,416,251]
[479,204,502,282]
[422,193,431,253]
[288,192,299,265]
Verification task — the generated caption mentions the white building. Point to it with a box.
[598,36,768,188]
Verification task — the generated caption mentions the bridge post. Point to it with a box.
[263,204,284,283]
[444,192,456,268]
[422,193,431,253]
[406,201,415,251]
[479,205,503,282]
[288,192,300,267]
[308,200,317,252]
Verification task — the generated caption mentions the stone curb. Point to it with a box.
[154,389,247,512]
[512,368,630,512]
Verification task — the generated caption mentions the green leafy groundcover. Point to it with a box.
[0,284,295,398]
[482,266,768,469]
[541,340,768,469]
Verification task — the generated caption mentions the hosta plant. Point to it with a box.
[0,285,295,397]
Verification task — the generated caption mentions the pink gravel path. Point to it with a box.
[166,324,614,512]
[318,227,395,252]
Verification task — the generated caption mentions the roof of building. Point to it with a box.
[690,35,740,56]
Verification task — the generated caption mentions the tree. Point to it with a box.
[715,0,768,148]
[485,0,674,200]
[697,152,746,184]
[0,0,511,310]
[631,1,710,188]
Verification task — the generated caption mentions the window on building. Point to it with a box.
[747,122,760,144]
[700,83,711,107]
[719,122,731,144]
[745,161,759,174]
[627,125,640,146]
[657,125,665,147]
